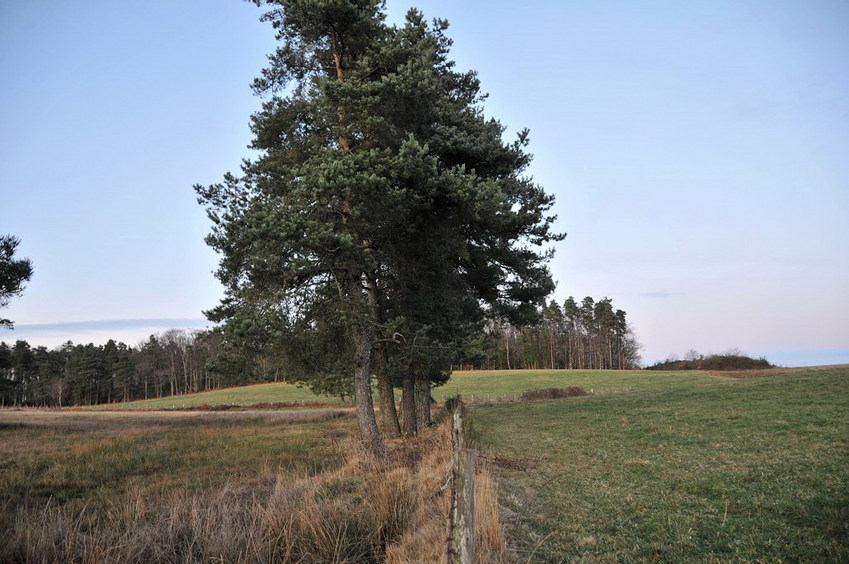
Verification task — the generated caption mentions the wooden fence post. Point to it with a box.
[448,401,476,564]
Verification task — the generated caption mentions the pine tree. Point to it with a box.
[197,0,562,453]
[0,235,34,329]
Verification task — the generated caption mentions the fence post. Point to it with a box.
[448,401,476,564]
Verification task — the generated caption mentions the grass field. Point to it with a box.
[2,366,846,562]
[87,381,344,410]
[88,368,712,410]
[0,406,507,562]
[0,408,357,561]
[472,366,849,562]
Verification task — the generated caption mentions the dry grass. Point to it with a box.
[0,407,510,563]
[519,386,588,401]
[0,407,352,429]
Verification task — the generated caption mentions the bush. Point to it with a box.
[520,387,588,401]
[184,403,235,411]
[646,354,774,371]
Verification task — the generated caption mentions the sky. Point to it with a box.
[2,0,848,367]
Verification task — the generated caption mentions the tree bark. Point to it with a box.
[400,374,417,437]
[414,374,432,430]
[353,323,385,457]
[376,364,401,438]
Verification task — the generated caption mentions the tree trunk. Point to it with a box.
[414,375,432,430]
[376,367,401,438]
[505,330,512,370]
[353,324,385,457]
[400,374,417,438]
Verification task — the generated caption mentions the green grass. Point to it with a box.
[96,368,705,410]
[471,366,849,562]
[435,368,712,401]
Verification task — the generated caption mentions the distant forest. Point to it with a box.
[1,296,640,407]
[475,296,641,371]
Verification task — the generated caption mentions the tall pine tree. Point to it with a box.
[197,0,562,454]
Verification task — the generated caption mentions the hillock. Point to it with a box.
[646,353,774,371]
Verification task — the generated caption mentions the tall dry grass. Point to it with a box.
[1,411,511,563]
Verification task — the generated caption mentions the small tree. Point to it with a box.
[685,349,702,362]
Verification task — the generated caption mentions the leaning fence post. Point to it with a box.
[448,400,476,564]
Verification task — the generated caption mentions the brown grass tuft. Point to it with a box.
[1,407,511,563]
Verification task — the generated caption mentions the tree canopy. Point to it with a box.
[196,0,563,454]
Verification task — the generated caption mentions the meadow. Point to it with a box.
[0,404,507,563]
[88,367,719,409]
[472,366,849,562]
[1,366,846,562]
[86,381,344,410]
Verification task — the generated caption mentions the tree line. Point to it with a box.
[0,330,229,407]
[0,294,640,407]
[474,296,642,371]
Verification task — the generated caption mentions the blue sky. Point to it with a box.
[2,0,847,367]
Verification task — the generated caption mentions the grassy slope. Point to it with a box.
[90,368,690,410]
[472,366,849,562]
[88,381,343,410]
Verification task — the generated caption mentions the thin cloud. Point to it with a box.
[2,318,214,348]
[14,318,210,332]
[638,291,684,299]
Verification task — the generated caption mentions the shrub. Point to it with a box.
[647,354,774,371]
[520,387,589,401]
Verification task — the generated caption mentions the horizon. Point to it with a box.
[2,318,846,369]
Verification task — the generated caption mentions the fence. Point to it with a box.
[447,399,475,564]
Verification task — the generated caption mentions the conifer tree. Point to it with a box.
[196,0,562,454]
[0,235,34,329]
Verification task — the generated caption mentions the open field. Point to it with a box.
[0,408,354,510]
[89,365,842,411]
[473,366,849,562]
[88,369,673,409]
[2,366,846,562]
[0,407,353,430]
[86,381,345,410]
[0,404,507,563]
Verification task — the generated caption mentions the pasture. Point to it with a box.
[86,380,343,410]
[1,366,846,562]
[473,366,849,562]
[86,367,736,409]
